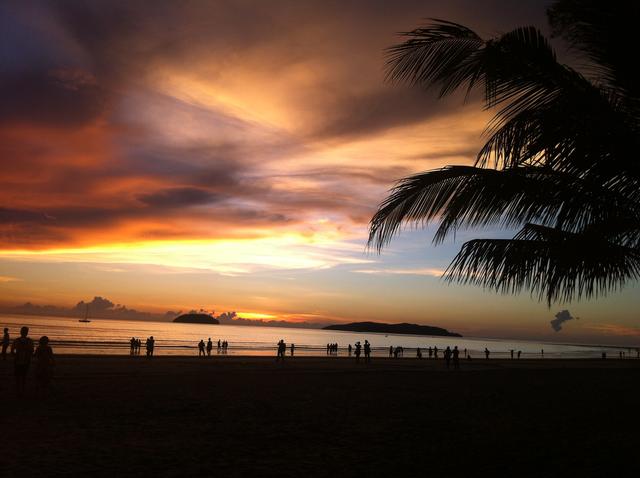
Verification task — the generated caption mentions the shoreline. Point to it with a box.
[7,354,640,369]
[2,312,639,350]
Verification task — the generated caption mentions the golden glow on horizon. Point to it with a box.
[237,312,277,320]
[0,233,371,274]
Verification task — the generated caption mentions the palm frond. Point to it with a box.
[386,21,565,111]
[385,19,484,97]
[443,224,640,304]
[368,166,640,252]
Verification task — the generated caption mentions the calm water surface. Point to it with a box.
[0,314,631,358]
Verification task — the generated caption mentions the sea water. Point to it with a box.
[0,314,629,358]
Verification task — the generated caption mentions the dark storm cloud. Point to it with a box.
[0,69,106,126]
[137,187,221,208]
[0,208,53,224]
[0,2,106,126]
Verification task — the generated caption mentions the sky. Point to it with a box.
[1,0,638,345]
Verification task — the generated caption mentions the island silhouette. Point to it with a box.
[323,321,461,337]
[173,313,220,325]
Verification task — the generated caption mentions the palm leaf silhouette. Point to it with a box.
[370,1,640,304]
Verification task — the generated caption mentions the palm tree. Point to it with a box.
[368,0,640,305]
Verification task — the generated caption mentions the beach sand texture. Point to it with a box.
[2,356,639,476]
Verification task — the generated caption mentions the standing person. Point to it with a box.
[428,347,433,359]
[11,326,34,396]
[452,346,460,370]
[510,349,514,359]
[348,344,352,356]
[276,339,286,361]
[434,346,439,360]
[444,346,452,369]
[34,336,54,395]
[517,350,522,359]
[146,336,155,357]
[290,343,295,356]
[416,347,422,359]
[354,342,361,363]
[364,340,371,363]
[484,348,490,359]
[206,338,213,356]
[541,349,544,358]
[129,337,136,355]
[198,340,206,356]
[389,345,393,358]
[2,328,9,360]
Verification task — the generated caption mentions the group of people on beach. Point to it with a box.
[197,338,229,356]
[2,326,55,395]
[276,339,288,361]
[352,341,372,362]
[129,336,155,356]
[326,343,339,355]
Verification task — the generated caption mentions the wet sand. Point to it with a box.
[2,356,639,476]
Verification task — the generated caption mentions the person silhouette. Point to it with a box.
[434,346,439,360]
[354,342,361,362]
[290,343,295,356]
[348,344,352,356]
[146,336,155,357]
[444,346,451,368]
[2,328,9,361]
[130,337,136,355]
[484,348,490,359]
[206,338,213,356]
[364,340,371,363]
[389,345,393,358]
[34,336,54,396]
[517,350,522,359]
[11,326,34,396]
[416,347,422,359]
[428,347,432,359]
[276,339,286,361]
[198,340,206,356]
[510,349,514,359]
[452,346,460,370]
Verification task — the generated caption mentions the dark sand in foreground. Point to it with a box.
[2,356,639,477]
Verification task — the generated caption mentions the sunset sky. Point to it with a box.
[1,0,638,344]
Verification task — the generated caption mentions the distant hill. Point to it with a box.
[173,313,220,325]
[323,321,461,337]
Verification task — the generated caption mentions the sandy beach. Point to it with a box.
[2,356,639,477]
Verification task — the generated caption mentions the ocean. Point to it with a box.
[0,314,630,358]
